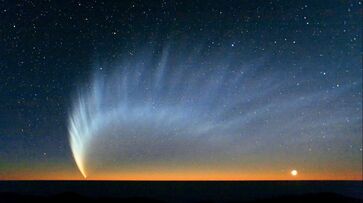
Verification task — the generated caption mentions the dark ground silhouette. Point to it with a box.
[1,192,361,203]
[1,181,361,203]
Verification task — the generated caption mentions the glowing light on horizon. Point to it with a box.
[67,45,356,179]
[291,169,298,176]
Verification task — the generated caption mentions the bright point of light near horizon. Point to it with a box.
[67,43,361,180]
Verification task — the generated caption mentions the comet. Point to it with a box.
[67,45,352,179]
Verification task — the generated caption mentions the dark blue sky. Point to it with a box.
[0,0,361,180]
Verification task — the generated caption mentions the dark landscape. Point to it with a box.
[1,181,362,203]
[1,1,362,203]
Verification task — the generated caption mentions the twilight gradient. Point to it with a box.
[68,45,362,179]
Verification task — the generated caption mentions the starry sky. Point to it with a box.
[0,0,362,180]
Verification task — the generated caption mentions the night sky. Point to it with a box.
[0,1,361,180]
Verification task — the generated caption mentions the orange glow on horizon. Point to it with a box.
[1,166,361,181]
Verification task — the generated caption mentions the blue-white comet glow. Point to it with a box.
[68,45,361,179]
